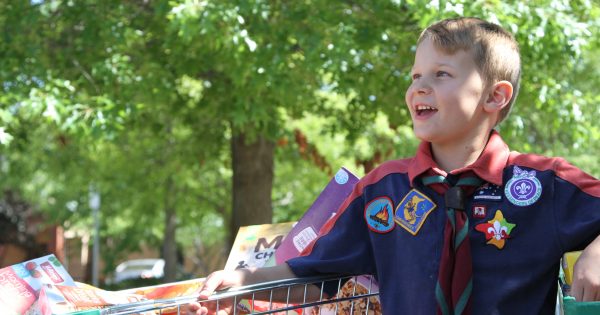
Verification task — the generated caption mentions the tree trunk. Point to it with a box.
[230,132,275,246]
[163,175,178,282]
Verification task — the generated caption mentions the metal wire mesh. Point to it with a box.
[99,275,380,315]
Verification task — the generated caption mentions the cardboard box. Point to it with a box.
[272,167,382,314]
[0,254,146,315]
[121,278,204,300]
[29,283,145,315]
[222,168,362,314]
[0,253,207,315]
[225,222,296,271]
[0,254,76,315]
[275,167,359,264]
[117,278,205,315]
[32,278,206,315]
[224,222,297,314]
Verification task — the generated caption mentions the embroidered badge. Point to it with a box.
[394,189,436,235]
[472,205,487,219]
[475,210,516,249]
[504,166,542,206]
[364,197,395,233]
[474,183,502,201]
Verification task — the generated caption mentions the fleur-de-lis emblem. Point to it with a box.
[475,210,516,249]
[487,221,508,240]
[515,182,531,197]
[505,166,542,206]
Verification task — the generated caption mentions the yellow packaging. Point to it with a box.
[562,251,582,286]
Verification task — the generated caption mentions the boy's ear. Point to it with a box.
[483,81,513,113]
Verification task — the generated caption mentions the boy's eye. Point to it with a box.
[436,71,451,77]
[411,73,421,80]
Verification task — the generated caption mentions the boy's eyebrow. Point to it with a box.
[410,62,456,72]
[433,62,457,68]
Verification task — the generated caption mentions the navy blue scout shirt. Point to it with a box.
[286,131,600,314]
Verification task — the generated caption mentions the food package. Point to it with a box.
[561,250,582,293]
[223,167,359,314]
[1,253,207,315]
[118,278,205,315]
[270,168,381,314]
[304,276,381,315]
[0,254,76,315]
[30,277,206,315]
[224,222,298,314]
[559,251,600,315]
[225,222,295,271]
[122,278,204,299]
[275,168,359,264]
[27,283,146,315]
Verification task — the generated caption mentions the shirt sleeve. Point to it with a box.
[286,189,376,296]
[552,158,600,252]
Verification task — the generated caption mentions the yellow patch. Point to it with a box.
[394,189,437,235]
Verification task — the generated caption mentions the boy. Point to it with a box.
[188,17,600,314]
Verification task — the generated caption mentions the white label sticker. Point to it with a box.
[292,227,318,252]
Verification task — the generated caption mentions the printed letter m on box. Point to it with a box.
[254,235,284,252]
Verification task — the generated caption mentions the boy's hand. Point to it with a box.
[572,236,600,301]
[185,299,234,315]
[185,269,248,315]
[185,265,299,314]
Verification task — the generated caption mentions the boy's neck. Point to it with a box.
[430,131,491,173]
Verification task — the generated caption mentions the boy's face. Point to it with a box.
[405,37,489,146]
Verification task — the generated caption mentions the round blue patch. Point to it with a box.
[364,197,395,233]
[334,169,349,185]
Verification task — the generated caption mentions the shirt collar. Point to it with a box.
[408,130,510,186]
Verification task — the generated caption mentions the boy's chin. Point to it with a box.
[412,128,435,143]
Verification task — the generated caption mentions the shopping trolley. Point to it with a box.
[98,274,380,315]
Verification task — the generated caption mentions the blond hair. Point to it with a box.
[418,17,521,125]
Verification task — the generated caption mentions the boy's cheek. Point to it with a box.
[404,90,413,109]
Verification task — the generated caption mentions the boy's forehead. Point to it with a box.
[413,38,474,68]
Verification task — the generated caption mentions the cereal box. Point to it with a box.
[224,222,297,314]
[225,222,295,271]
[275,168,359,264]
[272,168,382,314]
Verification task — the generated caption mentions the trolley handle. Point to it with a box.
[100,274,379,315]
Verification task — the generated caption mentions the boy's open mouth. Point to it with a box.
[415,105,438,116]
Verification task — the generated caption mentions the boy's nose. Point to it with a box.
[412,78,432,95]
[417,84,432,95]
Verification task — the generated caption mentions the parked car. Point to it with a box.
[112,258,165,284]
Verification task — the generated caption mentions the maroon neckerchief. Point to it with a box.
[421,170,483,315]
